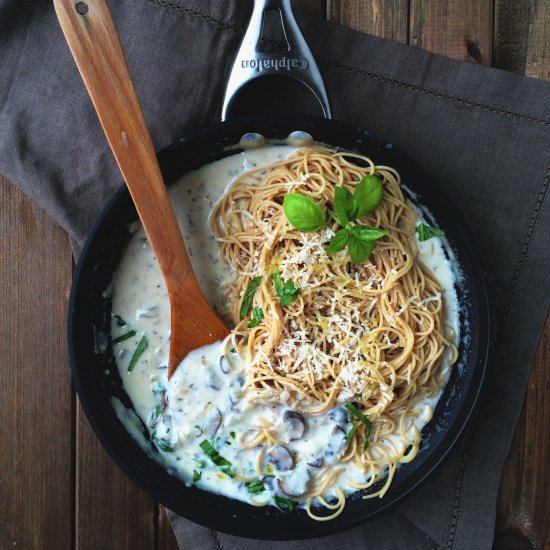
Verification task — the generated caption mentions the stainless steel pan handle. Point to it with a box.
[221,0,332,121]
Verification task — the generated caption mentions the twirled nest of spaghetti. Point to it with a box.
[210,146,457,517]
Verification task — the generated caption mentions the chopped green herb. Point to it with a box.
[192,470,202,482]
[248,307,264,328]
[155,404,162,417]
[113,315,127,327]
[272,272,300,307]
[230,431,236,438]
[345,424,357,440]
[345,403,372,452]
[112,330,136,345]
[128,334,148,372]
[274,495,295,512]
[415,223,445,241]
[193,458,206,469]
[283,193,326,232]
[199,439,234,477]
[151,431,174,453]
[246,479,265,495]
[240,276,262,318]
[230,347,237,353]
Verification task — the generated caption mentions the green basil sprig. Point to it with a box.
[281,175,385,263]
[327,224,387,263]
[324,175,386,263]
[415,222,445,241]
[282,193,326,232]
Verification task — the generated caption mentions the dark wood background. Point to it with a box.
[1,1,548,549]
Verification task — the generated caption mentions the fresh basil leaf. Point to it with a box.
[248,307,264,328]
[240,276,262,318]
[328,209,339,223]
[351,225,388,241]
[354,175,383,216]
[326,228,350,253]
[112,330,136,345]
[347,235,376,263]
[283,193,326,232]
[272,272,300,307]
[334,186,359,225]
[415,223,445,241]
[128,334,147,372]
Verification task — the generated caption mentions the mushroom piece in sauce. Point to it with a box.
[208,408,222,436]
[282,410,306,440]
[267,445,294,471]
[219,355,230,374]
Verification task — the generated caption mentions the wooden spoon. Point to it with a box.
[54,0,230,378]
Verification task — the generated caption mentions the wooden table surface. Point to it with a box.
[1,1,549,549]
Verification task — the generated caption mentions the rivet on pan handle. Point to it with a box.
[221,0,332,121]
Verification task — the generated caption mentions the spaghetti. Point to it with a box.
[210,146,458,519]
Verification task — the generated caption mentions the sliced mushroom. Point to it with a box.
[277,479,303,498]
[205,367,221,391]
[328,407,349,424]
[208,408,222,436]
[327,425,348,454]
[277,468,311,497]
[267,445,294,471]
[228,375,245,405]
[283,410,306,440]
[219,355,230,374]
[307,457,324,468]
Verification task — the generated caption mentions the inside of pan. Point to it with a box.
[69,115,492,540]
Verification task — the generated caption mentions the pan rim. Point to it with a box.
[68,113,494,540]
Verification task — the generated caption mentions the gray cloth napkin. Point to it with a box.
[1,1,549,548]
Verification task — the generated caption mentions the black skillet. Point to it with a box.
[68,0,493,540]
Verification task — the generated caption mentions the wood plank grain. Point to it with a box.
[494,0,550,79]
[494,316,550,549]
[0,176,73,550]
[410,0,493,65]
[492,3,550,547]
[75,402,156,550]
[327,0,408,42]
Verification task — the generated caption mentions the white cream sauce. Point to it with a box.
[110,144,461,511]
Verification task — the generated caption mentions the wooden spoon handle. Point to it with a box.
[53,0,190,289]
[54,0,229,375]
